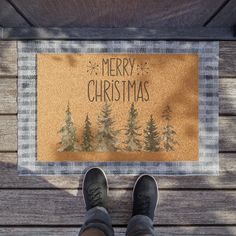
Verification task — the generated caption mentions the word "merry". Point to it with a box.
[102,58,135,76]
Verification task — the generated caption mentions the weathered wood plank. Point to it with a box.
[2,27,235,40]
[10,0,224,27]
[220,116,236,152]
[0,78,235,114]
[0,116,16,151]
[207,0,236,27]
[0,153,235,189]
[0,189,235,225]
[0,0,29,27]
[0,41,17,77]
[220,78,236,115]
[0,227,235,236]
[0,79,17,114]
[220,41,236,78]
[0,116,235,152]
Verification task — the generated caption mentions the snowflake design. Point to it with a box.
[136,62,149,75]
[86,61,99,75]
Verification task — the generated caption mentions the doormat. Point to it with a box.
[18,41,219,175]
[38,53,199,162]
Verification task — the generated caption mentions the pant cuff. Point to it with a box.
[79,207,114,236]
[126,215,156,236]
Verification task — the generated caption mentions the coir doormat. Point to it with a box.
[18,41,219,175]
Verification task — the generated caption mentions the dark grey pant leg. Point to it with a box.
[79,206,114,236]
[126,215,156,236]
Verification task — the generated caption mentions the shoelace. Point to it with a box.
[135,194,150,215]
[86,184,103,207]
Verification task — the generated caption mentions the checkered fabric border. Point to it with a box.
[17,41,219,175]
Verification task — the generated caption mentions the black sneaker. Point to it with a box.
[82,167,108,211]
[132,175,158,221]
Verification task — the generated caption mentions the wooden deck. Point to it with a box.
[0,41,235,235]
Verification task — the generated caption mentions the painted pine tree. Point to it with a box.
[144,115,161,152]
[162,105,178,152]
[58,102,79,152]
[96,102,119,152]
[124,103,142,151]
[82,114,93,151]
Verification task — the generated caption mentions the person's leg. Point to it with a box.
[79,168,114,236]
[126,175,158,236]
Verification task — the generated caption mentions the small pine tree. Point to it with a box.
[82,114,93,151]
[162,105,178,152]
[96,102,119,152]
[144,115,161,152]
[124,103,142,151]
[58,102,79,152]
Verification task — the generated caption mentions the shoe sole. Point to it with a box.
[82,167,109,206]
[132,174,159,213]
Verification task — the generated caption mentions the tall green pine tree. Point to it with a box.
[58,102,79,152]
[162,105,178,152]
[82,114,93,151]
[96,102,119,152]
[144,115,161,152]
[124,103,142,151]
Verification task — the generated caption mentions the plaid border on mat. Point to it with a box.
[17,41,219,176]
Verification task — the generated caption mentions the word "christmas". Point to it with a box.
[88,80,149,102]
